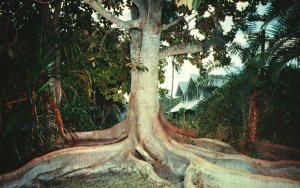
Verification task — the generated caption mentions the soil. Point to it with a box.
[40,171,165,188]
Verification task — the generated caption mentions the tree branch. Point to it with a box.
[83,0,143,29]
[161,16,184,31]
[53,0,62,29]
[159,43,203,59]
[159,38,221,59]
[133,0,146,17]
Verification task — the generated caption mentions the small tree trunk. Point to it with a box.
[169,58,175,114]
[37,0,63,134]
[244,89,259,152]
[248,90,259,143]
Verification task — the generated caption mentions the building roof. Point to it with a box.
[197,75,227,87]
[170,99,200,113]
[175,82,188,96]
[186,74,199,92]
[187,74,227,88]
[190,74,199,82]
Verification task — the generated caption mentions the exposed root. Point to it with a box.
[136,145,157,164]
[1,116,300,188]
[255,141,300,161]
[159,112,198,138]
[127,154,171,186]
[55,159,102,178]
[170,138,300,180]
[56,131,128,148]
[184,158,300,188]
[191,138,239,154]
[33,162,70,187]
[56,120,128,148]
[139,117,300,187]
[0,140,131,188]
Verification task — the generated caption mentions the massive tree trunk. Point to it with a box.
[1,0,300,187]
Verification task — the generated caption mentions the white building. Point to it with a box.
[170,74,226,114]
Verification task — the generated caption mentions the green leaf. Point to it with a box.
[88,42,96,51]
[2,114,21,139]
[192,0,201,10]
[37,79,51,93]
[91,30,97,38]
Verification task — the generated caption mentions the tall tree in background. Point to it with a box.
[195,0,300,151]
[36,0,63,106]
[234,0,300,148]
[34,0,66,136]
[1,0,300,187]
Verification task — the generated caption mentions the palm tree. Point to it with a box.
[229,0,300,149]
[195,0,300,150]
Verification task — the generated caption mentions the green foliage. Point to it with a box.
[0,0,131,172]
[58,23,131,129]
[175,0,201,10]
[194,74,246,144]
[193,0,300,149]
[159,91,181,120]
[194,65,300,149]
[192,0,202,10]
[257,67,300,147]
[160,0,262,74]
[0,101,54,173]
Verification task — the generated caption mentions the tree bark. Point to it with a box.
[248,90,259,144]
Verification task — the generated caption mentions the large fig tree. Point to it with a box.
[1,0,300,187]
